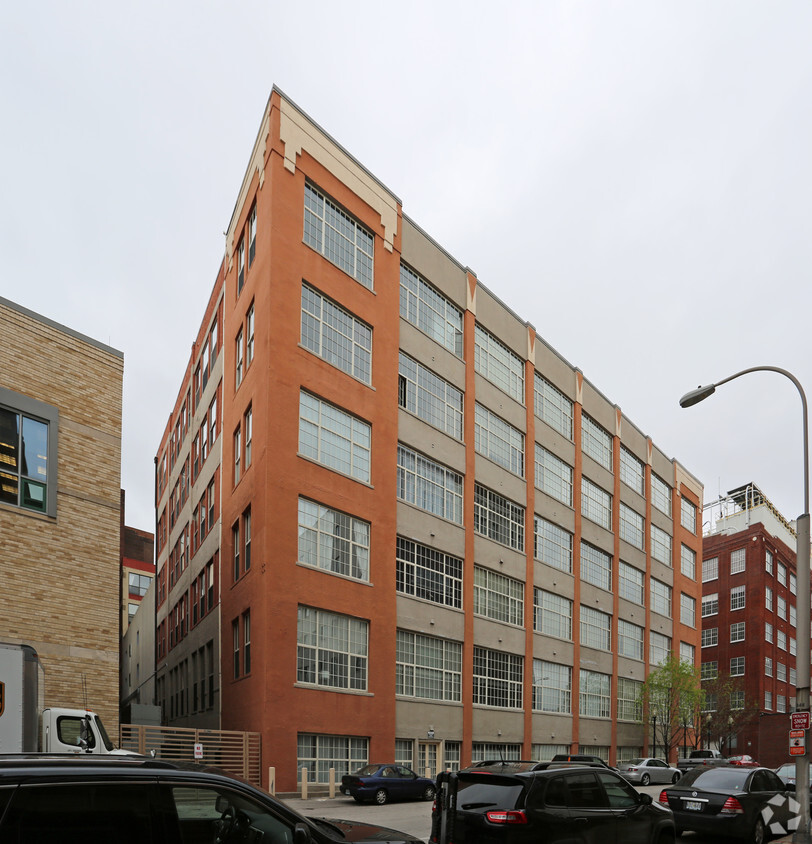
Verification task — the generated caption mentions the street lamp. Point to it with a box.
[706,712,712,751]
[651,713,657,758]
[680,365,810,844]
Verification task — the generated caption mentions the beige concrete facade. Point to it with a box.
[0,296,123,735]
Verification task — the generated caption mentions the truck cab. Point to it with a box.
[40,709,117,754]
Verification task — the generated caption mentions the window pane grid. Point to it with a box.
[396,629,462,702]
[580,605,611,651]
[475,403,524,475]
[474,483,525,551]
[297,497,370,581]
[399,263,463,356]
[532,660,571,713]
[297,606,368,691]
[534,445,573,505]
[651,474,672,516]
[474,325,524,403]
[580,541,612,591]
[397,444,463,523]
[619,561,644,605]
[399,352,463,439]
[581,414,612,471]
[619,447,644,495]
[533,374,573,440]
[396,536,462,608]
[619,503,644,549]
[302,284,372,382]
[534,517,573,573]
[534,589,573,640]
[304,183,374,289]
[474,566,524,625]
[581,477,612,529]
[299,392,371,482]
[473,646,523,708]
[579,669,611,718]
[617,619,644,659]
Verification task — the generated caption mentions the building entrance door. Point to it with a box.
[418,742,438,778]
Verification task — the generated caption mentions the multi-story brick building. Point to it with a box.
[154,87,703,791]
[120,492,155,636]
[700,483,803,758]
[0,295,123,734]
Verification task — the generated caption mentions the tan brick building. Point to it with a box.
[0,296,124,734]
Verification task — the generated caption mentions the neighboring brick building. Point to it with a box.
[120,490,155,636]
[0,295,123,735]
[154,87,704,791]
[700,483,803,761]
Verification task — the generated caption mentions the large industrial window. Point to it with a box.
[534,445,573,505]
[396,536,462,608]
[474,483,524,551]
[534,374,573,440]
[304,182,374,289]
[302,284,372,383]
[473,566,524,625]
[474,325,524,403]
[399,263,463,356]
[299,392,371,483]
[473,646,523,709]
[475,403,524,476]
[398,352,463,439]
[296,606,368,691]
[298,497,370,581]
[396,630,462,702]
[397,444,463,523]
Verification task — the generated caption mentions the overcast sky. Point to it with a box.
[2,1,811,535]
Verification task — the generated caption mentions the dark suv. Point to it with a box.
[0,754,423,844]
[431,761,674,844]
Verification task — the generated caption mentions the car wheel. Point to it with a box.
[375,789,389,805]
[422,785,436,801]
[672,772,680,783]
[752,817,765,844]
[641,773,651,786]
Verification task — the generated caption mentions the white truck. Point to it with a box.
[0,642,130,754]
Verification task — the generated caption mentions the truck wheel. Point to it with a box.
[640,773,650,786]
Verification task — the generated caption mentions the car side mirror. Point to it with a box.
[294,822,312,844]
[639,793,652,805]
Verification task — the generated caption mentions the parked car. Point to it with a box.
[0,754,424,844]
[776,762,797,786]
[659,764,793,843]
[430,759,674,844]
[676,748,728,773]
[728,755,759,767]
[340,763,435,805]
[617,757,681,785]
[550,753,616,770]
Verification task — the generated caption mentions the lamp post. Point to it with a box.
[706,712,712,751]
[651,713,657,758]
[680,365,810,844]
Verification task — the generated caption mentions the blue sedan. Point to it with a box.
[340,764,436,805]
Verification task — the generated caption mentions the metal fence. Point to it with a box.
[120,724,262,788]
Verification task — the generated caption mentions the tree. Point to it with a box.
[639,654,704,763]
[700,672,759,754]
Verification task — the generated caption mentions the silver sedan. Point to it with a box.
[617,757,681,785]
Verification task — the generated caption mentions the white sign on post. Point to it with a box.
[194,743,204,760]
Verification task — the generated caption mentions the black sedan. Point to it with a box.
[659,765,795,844]
[341,764,436,805]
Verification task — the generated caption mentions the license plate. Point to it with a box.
[684,801,703,811]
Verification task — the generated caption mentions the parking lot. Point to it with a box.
[284,783,796,844]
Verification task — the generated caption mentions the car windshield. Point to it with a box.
[686,768,751,790]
